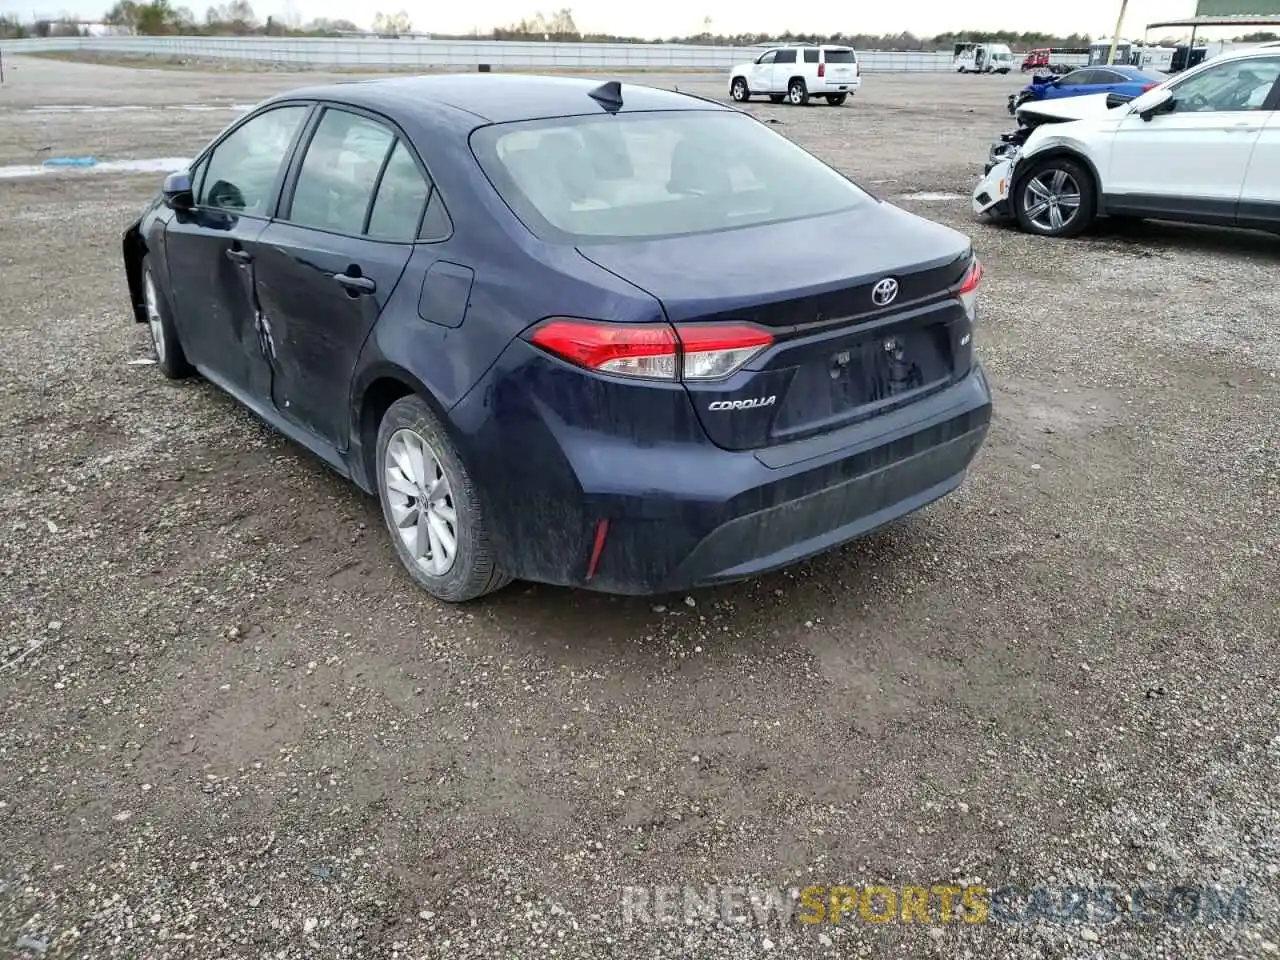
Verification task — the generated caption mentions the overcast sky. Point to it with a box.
[0,0,1221,40]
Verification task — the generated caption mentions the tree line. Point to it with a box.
[2,5,1275,46]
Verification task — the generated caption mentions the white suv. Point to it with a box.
[972,47,1280,237]
[729,45,861,106]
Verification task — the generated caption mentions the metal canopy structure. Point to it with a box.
[1146,14,1280,27]
[1143,10,1279,69]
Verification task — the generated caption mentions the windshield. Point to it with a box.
[470,110,871,244]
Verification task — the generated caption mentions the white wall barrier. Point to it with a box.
[0,35,1092,73]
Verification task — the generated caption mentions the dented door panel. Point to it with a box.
[252,222,413,449]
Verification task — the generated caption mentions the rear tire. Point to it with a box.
[730,76,749,102]
[1013,157,1097,239]
[787,78,809,105]
[141,255,193,380]
[826,94,847,106]
[376,394,512,603]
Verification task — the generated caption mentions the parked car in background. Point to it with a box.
[1021,47,1088,73]
[974,48,1280,238]
[729,44,861,105]
[1008,65,1166,115]
[123,74,992,602]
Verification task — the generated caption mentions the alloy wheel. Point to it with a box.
[143,271,166,364]
[1022,169,1081,233]
[384,427,458,577]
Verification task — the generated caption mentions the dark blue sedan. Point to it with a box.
[1009,65,1165,114]
[122,75,992,601]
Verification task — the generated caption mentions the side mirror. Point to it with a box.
[161,170,194,211]
[1137,88,1174,121]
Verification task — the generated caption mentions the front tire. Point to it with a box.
[376,395,511,603]
[141,255,193,380]
[730,77,749,102]
[787,78,809,105]
[825,93,847,106]
[1014,157,1097,238]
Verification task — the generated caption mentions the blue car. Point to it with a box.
[1009,65,1164,114]
[122,75,992,601]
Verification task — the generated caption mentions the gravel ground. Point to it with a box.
[1,54,1278,960]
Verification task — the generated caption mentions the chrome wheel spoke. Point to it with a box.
[391,501,418,529]
[1049,205,1065,230]
[415,510,432,560]
[1026,199,1051,219]
[427,511,456,560]
[386,470,417,499]
[432,502,457,526]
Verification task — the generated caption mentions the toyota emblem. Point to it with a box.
[871,277,899,307]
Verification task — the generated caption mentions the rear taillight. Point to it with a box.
[528,318,773,381]
[1141,82,1157,92]
[678,323,774,380]
[818,62,826,78]
[957,258,983,323]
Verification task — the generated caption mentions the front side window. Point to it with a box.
[756,51,777,65]
[1061,70,1094,85]
[288,108,395,235]
[775,49,797,64]
[471,110,871,244]
[1171,57,1280,112]
[199,105,308,215]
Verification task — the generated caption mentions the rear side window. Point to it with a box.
[471,110,870,244]
[775,49,797,64]
[199,105,308,215]
[804,49,819,63]
[367,140,431,241]
[824,49,856,63]
[288,108,394,235]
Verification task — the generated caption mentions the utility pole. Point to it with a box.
[1106,0,1130,64]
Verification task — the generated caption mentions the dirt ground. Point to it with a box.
[1,54,1277,960]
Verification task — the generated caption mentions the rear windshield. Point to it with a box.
[824,49,857,63]
[470,110,870,244]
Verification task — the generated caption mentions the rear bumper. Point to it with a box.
[812,78,861,94]
[459,355,993,596]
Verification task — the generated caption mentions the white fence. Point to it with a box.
[0,35,1044,72]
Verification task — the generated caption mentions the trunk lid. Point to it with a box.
[577,203,975,452]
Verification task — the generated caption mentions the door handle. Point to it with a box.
[334,271,376,294]
[225,247,252,264]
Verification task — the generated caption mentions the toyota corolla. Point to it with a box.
[122,75,992,602]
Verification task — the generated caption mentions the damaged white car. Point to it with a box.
[973,47,1280,238]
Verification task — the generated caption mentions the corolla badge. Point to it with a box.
[871,277,899,307]
[708,396,776,411]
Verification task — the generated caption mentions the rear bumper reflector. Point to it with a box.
[585,519,610,581]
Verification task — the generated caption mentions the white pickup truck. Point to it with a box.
[729,44,861,106]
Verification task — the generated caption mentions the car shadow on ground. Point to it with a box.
[1086,218,1280,259]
